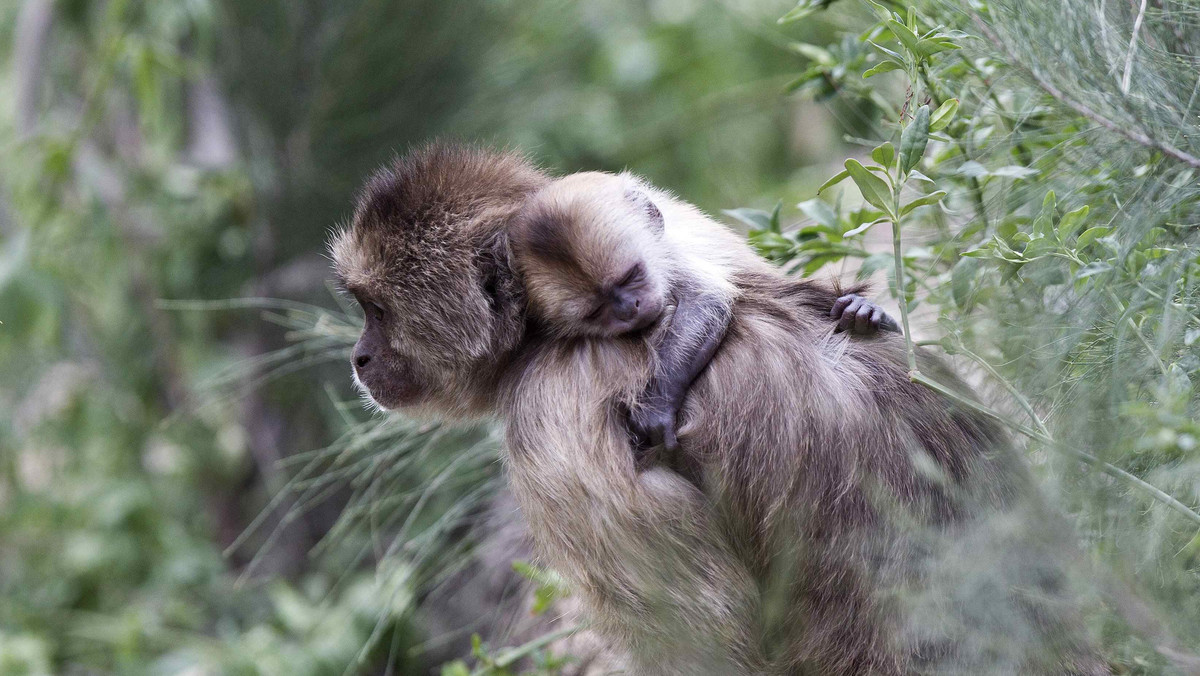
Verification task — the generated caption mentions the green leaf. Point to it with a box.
[990,165,1039,179]
[951,256,980,308]
[789,43,834,65]
[769,200,783,232]
[864,60,903,78]
[899,104,930,175]
[863,0,892,20]
[1040,190,1057,215]
[1024,235,1056,258]
[844,159,893,214]
[723,208,774,231]
[858,252,894,280]
[803,253,845,275]
[868,41,905,63]
[887,20,921,57]
[1057,205,1090,240]
[1076,261,1113,279]
[961,247,995,259]
[817,169,850,193]
[784,68,825,92]
[749,230,794,257]
[999,260,1023,283]
[1125,251,1149,274]
[917,37,961,57]
[1076,226,1111,249]
[957,161,989,179]
[871,142,895,168]
[1032,216,1055,240]
[900,190,946,215]
[796,225,831,240]
[843,218,888,238]
[440,662,471,676]
[471,634,485,657]
[929,98,959,131]
[797,199,838,228]
[778,1,822,24]
[997,219,1018,242]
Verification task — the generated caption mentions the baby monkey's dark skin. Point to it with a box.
[627,291,899,463]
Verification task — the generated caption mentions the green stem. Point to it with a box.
[956,344,1053,438]
[911,371,1043,439]
[890,195,918,374]
[474,625,581,675]
[1108,289,1168,375]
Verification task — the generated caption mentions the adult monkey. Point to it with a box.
[331,143,1100,674]
[335,143,764,673]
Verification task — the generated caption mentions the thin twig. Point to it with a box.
[1121,0,1148,94]
[1108,289,1168,375]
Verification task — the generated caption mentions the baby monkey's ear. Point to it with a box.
[625,188,664,235]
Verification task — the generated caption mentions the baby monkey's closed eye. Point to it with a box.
[617,262,645,288]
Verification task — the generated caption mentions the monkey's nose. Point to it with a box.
[611,294,639,321]
[355,353,371,369]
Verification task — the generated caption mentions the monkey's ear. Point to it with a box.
[478,235,526,350]
[626,189,664,235]
[479,236,511,311]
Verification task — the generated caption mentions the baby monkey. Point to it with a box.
[511,172,897,461]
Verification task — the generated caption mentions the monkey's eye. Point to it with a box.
[583,304,605,322]
[362,300,385,322]
[617,263,644,287]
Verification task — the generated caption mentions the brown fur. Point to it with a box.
[331,142,1104,675]
[331,143,546,416]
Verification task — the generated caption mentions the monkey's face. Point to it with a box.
[333,228,522,414]
[548,254,666,338]
[329,143,546,416]
[345,289,429,410]
[513,174,670,339]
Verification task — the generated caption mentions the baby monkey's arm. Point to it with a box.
[627,281,731,464]
[628,286,900,466]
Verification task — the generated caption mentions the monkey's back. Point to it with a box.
[681,271,1098,675]
[501,272,1100,675]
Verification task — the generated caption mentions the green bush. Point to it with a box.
[740,0,1200,668]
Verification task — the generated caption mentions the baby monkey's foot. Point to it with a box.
[831,294,901,335]
[626,396,681,470]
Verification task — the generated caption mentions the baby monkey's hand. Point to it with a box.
[626,392,682,470]
[831,294,901,334]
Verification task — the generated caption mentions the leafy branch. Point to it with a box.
[767,0,1200,527]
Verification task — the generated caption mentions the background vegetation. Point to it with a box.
[1,0,1198,674]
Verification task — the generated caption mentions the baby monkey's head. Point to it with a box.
[512,172,672,338]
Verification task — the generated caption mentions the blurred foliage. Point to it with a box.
[739,0,1200,670]
[0,0,830,673]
